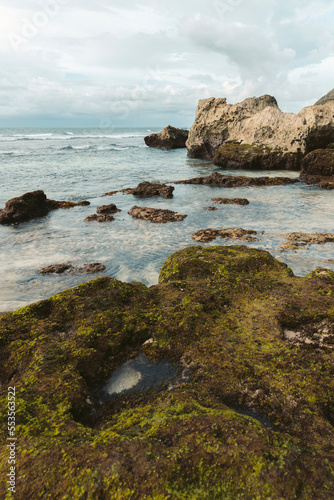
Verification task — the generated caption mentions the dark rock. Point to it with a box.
[60,201,91,209]
[192,228,259,242]
[144,125,189,149]
[212,197,250,206]
[40,264,74,274]
[175,172,299,188]
[0,190,90,225]
[103,182,174,199]
[204,207,218,211]
[84,214,114,222]
[96,204,121,215]
[300,148,334,189]
[128,205,187,223]
[212,142,301,170]
[76,263,106,274]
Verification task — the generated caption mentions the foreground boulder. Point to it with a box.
[128,205,187,223]
[145,125,189,149]
[175,172,299,187]
[299,148,334,189]
[186,94,334,161]
[1,246,334,498]
[0,190,90,225]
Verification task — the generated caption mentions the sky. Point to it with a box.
[0,0,333,127]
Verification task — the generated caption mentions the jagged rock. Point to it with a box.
[96,204,121,215]
[212,197,250,206]
[40,264,74,274]
[186,94,334,161]
[0,191,90,225]
[145,125,189,149]
[128,206,187,223]
[84,214,114,222]
[103,182,174,199]
[175,172,298,187]
[192,228,259,242]
[315,88,334,105]
[212,142,301,170]
[281,232,334,251]
[299,148,334,189]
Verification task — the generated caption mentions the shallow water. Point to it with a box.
[0,127,334,311]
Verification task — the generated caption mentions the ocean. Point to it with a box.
[1,127,333,311]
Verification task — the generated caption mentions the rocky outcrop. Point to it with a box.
[128,206,187,223]
[192,228,259,242]
[186,94,334,161]
[0,190,90,225]
[40,263,106,274]
[175,172,299,188]
[2,246,334,498]
[211,197,250,206]
[145,125,189,149]
[103,182,174,199]
[315,88,334,105]
[96,204,121,215]
[212,142,301,170]
[299,148,334,189]
[281,232,334,252]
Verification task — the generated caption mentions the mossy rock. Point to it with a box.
[212,141,301,170]
[1,246,334,498]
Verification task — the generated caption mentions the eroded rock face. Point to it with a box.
[211,197,250,206]
[0,191,90,225]
[128,205,187,223]
[145,125,189,149]
[192,228,259,242]
[300,148,334,189]
[315,88,334,105]
[2,246,334,498]
[186,94,334,160]
[175,172,299,188]
[103,182,174,199]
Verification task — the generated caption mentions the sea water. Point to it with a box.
[0,127,333,311]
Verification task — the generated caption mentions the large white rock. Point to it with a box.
[186,94,334,160]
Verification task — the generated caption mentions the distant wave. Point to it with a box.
[0,132,145,142]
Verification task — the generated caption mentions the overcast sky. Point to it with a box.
[0,0,333,127]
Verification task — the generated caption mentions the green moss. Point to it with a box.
[1,246,334,498]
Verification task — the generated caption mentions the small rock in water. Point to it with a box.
[40,264,74,274]
[192,228,259,243]
[204,206,218,211]
[84,214,114,222]
[128,205,187,223]
[211,197,250,206]
[76,263,106,274]
[40,263,106,274]
[96,204,121,215]
[281,232,334,251]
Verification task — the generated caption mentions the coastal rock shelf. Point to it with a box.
[1,246,334,498]
[175,172,299,187]
[281,232,334,252]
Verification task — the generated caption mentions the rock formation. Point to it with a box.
[145,125,189,149]
[299,147,334,189]
[40,263,106,274]
[128,206,187,223]
[192,228,259,242]
[1,246,334,498]
[315,88,334,105]
[175,172,298,188]
[281,232,334,252]
[211,197,250,206]
[96,204,121,215]
[103,182,174,199]
[186,94,334,163]
[0,191,90,225]
[84,214,114,222]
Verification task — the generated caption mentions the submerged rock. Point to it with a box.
[213,141,301,170]
[211,197,250,206]
[203,206,218,211]
[300,148,334,189]
[145,125,189,149]
[76,263,106,274]
[186,94,334,160]
[84,214,114,222]
[281,232,334,251]
[192,228,259,242]
[128,205,188,223]
[96,204,121,214]
[40,264,74,274]
[40,263,106,274]
[175,172,298,187]
[2,246,334,498]
[0,190,90,225]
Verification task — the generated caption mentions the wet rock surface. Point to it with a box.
[300,148,334,189]
[40,263,106,274]
[1,246,334,498]
[213,141,301,170]
[203,206,218,211]
[0,190,90,225]
[96,204,121,215]
[145,125,189,149]
[175,172,299,188]
[212,197,250,206]
[84,214,114,223]
[128,205,188,223]
[281,232,334,251]
[192,228,259,242]
[103,181,174,199]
